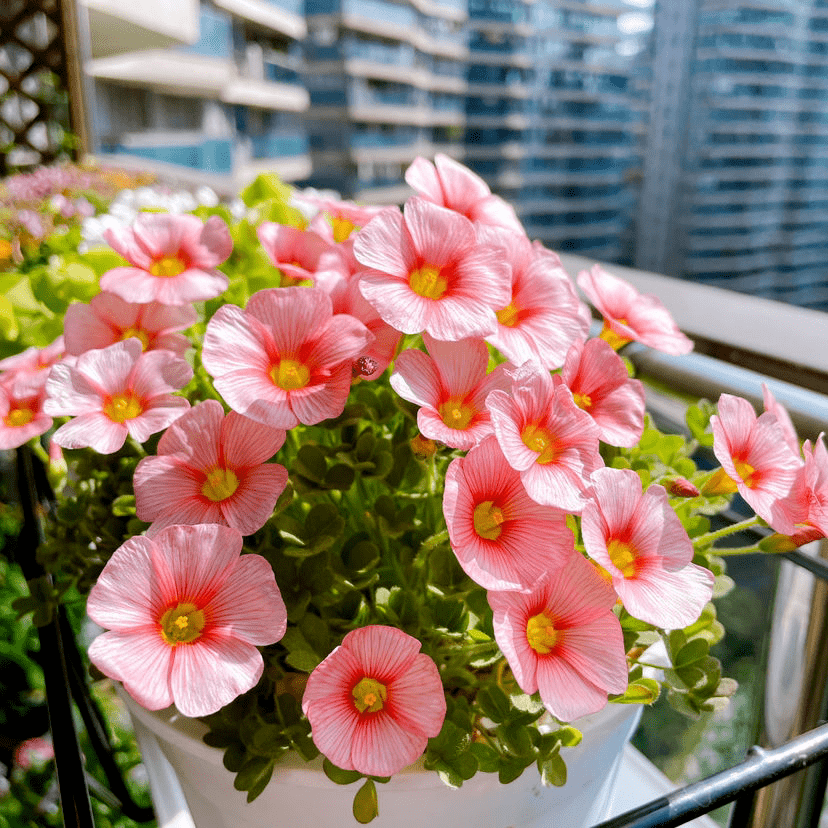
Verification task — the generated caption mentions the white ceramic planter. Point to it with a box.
[124,693,641,828]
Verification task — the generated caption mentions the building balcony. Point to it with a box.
[213,0,307,39]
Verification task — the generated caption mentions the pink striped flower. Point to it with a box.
[577,265,693,355]
[353,197,511,341]
[390,334,509,450]
[488,553,628,722]
[134,400,288,536]
[0,337,64,382]
[101,213,232,305]
[581,467,714,629]
[302,625,446,777]
[87,523,287,717]
[304,197,386,244]
[443,436,574,591]
[711,393,804,534]
[479,226,588,370]
[202,287,372,429]
[257,223,334,286]
[486,362,602,512]
[762,383,800,457]
[64,293,196,357]
[43,339,192,454]
[404,154,524,233]
[560,337,646,448]
[0,371,52,450]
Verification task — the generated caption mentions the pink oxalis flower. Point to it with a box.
[44,338,192,454]
[404,153,524,233]
[353,197,511,341]
[64,293,196,357]
[489,552,628,722]
[0,372,52,450]
[710,393,804,534]
[302,625,446,777]
[443,436,574,591]
[134,400,288,536]
[202,286,372,429]
[479,226,588,370]
[87,523,287,717]
[581,467,714,629]
[559,337,646,448]
[486,362,602,512]
[304,196,386,244]
[577,264,693,355]
[390,334,510,450]
[101,213,232,305]
[257,223,334,286]
[0,337,64,380]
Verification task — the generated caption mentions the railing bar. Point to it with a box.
[591,722,828,828]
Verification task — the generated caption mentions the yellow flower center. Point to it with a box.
[438,398,475,430]
[4,407,34,428]
[599,320,632,351]
[606,538,638,578]
[103,392,143,423]
[201,468,240,502]
[149,256,187,278]
[732,457,758,488]
[271,359,310,391]
[573,391,592,410]
[352,677,387,714]
[409,265,447,300]
[473,500,506,540]
[520,423,559,464]
[121,327,150,350]
[526,612,559,655]
[496,300,521,327]
[160,602,206,645]
[331,216,356,243]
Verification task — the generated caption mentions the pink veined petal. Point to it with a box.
[134,456,205,524]
[221,409,286,467]
[762,383,800,456]
[341,626,421,680]
[126,396,190,444]
[0,413,53,450]
[52,412,128,454]
[308,313,373,370]
[286,363,353,425]
[304,694,361,771]
[144,502,223,538]
[631,486,694,570]
[613,561,714,629]
[202,304,275,379]
[75,339,144,397]
[63,302,118,354]
[156,400,223,468]
[209,553,287,645]
[390,347,443,408]
[358,271,431,335]
[42,363,103,416]
[191,214,233,267]
[104,225,153,269]
[535,653,612,722]
[404,156,444,203]
[351,209,409,278]
[520,454,591,512]
[88,630,174,711]
[99,267,164,304]
[423,334,489,396]
[383,653,447,738]
[246,287,332,357]
[585,468,646,539]
[349,711,429,777]
[229,383,299,429]
[169,635,264,717]
[712,394,756,455]
[219,464,288,535]
[486,390,539,472]
[555,617,628,695]
[417,407,492,451]
[129,350,193,398]
[149,268,228,306]
[434,153,492,207]
[403,197,477,268]
[86,535,162,629]
[488,589,539,694]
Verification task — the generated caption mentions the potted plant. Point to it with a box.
[3,156,819,826]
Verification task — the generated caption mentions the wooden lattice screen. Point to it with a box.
[0,0,85,176]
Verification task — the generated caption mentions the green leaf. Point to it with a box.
[323,758,363,785]
[111,494,136,516]
[477,684,511,723]
[353,779,379,824]
[613,679,661,705]
[295,444,327,482]
[470,742,499,772]
[673,638,709,669]
[234,756,274,802]
[539,752,567,787]
[240,173,292,207]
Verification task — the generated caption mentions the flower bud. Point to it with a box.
[760,526,824,553]
[666,477,700,498]
[410,433,437,459]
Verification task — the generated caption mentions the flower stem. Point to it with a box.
[712,544,764,557]
[693,516,762,548]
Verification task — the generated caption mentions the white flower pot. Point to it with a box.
[123,692,641,828]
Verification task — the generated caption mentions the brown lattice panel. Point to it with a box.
[0,0,75,175]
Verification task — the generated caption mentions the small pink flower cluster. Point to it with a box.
[6,154,819,785]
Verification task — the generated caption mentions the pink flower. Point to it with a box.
[0,372,52,450]
[443,436,574,590]
[44,339,192,454]
[762,383,800,457]
[488,553,628,722]
[257,223,334,286]
[87,523,287,717]
[304,196,386,244]
[711,394,804,534]
[0,337,64,381]
[486,362,602,512]
[134,400,288,536]
[581,468,714,628]
[302,625,446,777]
[202,287,372,429]
[390,334,510,450]
[479,226,588,370]
[559,338,646,448]
[404,154,524,233]
[64,293,196,357]
[577,265,693,355]
[781,435,828,541]
[353,197,511,341]
[101,213,232,305]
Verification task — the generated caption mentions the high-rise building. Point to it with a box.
[85,0,311,194]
